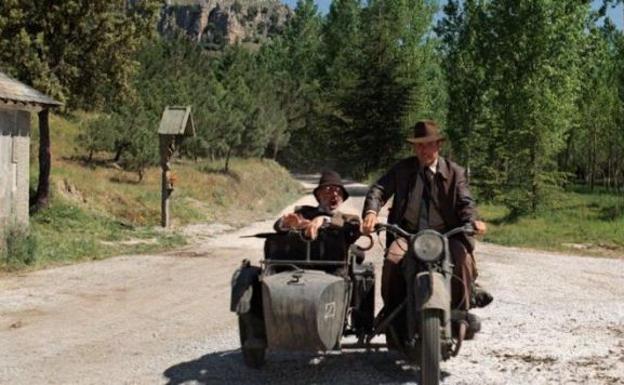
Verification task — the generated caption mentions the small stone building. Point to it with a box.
[0,72,61,231]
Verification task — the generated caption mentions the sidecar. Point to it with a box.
[230,228,375,368]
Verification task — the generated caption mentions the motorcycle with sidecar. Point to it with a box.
[230,222,475,385]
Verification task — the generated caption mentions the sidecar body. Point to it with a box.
[231,228,375,367]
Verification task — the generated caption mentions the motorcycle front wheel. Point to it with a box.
[420,309,441,385]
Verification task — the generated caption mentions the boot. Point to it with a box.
[471,283,493,308]
[464,312,481,340]
[451,310,481,340]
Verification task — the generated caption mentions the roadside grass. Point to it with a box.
[24,198,186,270]
[4,112,302,271]
[479,188,624,257]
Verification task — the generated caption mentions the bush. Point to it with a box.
[247,5,258,20]
[1,223,37,269]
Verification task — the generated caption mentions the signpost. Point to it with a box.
[157,106,195,228]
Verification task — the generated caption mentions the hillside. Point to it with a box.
[1,112,301,271]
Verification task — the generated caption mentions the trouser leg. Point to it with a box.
[381,238,409,345]
[381,237,408,310]
[449,237,476,311]
[381,258,406,347]
[381,258,406,311]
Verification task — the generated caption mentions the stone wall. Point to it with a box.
[0,107,31,232]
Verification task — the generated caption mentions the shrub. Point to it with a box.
[247,5,258,21]
[1,222,37,269]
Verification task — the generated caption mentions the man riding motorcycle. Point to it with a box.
[361,120,492,342]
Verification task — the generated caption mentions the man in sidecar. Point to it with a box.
[231,170,374,368]
[275,170,360,241]
[274,170,365,264]
[362,120,492,344]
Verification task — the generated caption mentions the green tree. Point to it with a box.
[322,0,363,93]
[336,0,440,176]
[485,0,588,214]
[439,0,590,214]
[265,1,326,170]
[0,0,159,207]
[566,20,624,192]
[0,0,160,108]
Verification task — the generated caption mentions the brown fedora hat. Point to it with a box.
[406,120,445,144]
[313,170,349,201]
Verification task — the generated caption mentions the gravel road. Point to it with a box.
[1,177,623,385]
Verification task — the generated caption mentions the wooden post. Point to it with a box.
[161,168,171,227]
[160,135,175,228]
[157,106,195,227]
[32,108,51,211]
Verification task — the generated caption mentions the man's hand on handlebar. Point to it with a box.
[362,212,378,235]
[281,213,309,230]
[305,216,327,240]
[473,220,487,235]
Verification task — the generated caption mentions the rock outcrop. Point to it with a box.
[159,0,291,49]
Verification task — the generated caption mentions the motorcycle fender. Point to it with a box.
[230,263,261,314]
[415,271,450,313]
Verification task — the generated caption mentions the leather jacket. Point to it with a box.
[363,156,477,250]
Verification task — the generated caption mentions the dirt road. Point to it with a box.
[1,177,623,385]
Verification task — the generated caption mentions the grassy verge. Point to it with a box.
[479,188,624,257]
[1,112,301,271]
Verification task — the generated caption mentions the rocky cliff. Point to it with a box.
[158,0,291,49]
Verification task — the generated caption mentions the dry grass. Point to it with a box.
[33,112,301,228]
[13,111,301,271]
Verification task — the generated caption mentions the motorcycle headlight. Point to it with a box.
[412,232,444,262]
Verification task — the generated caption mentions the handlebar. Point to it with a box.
[373,223,475,238]
[373,223,412,238]
[445,224,475,237]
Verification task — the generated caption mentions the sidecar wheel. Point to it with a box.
[420,310,441,385]
[242,346,265,369]
[351,280,375,336]
[238,315,266,369]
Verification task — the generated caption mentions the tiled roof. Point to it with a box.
[0,71,62,107]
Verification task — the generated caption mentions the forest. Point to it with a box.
[1,0,623,219]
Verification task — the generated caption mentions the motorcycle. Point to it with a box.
[371,222,475,385]
[230,222,475,385]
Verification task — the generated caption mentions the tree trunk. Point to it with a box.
[272,138,279,160]
[530,144,538,214]
[31,109,51,211]
[113,143,127,163]
[224,148,232,173]
[589,127,596,192]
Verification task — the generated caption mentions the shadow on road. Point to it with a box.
[163,348,438,385]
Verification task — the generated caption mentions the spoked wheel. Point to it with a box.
[238,314,266,369]
[420,309,441,385]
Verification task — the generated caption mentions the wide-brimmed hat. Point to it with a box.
[406,120,445,144]
[313,170,349,201]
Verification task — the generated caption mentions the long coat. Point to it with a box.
[363,156,477,249]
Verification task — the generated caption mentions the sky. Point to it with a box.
[281,0,624,30]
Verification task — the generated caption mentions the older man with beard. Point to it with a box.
[275,170,361,244]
